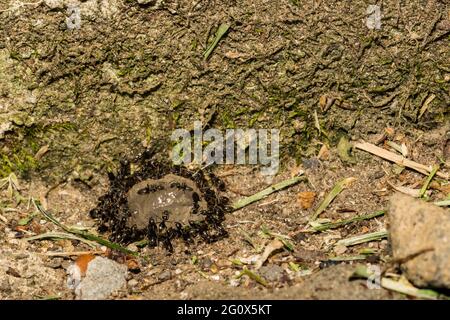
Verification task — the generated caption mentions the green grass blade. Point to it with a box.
[310,177,356,221]
[204,24,230,60]
[336,230,388,247]
[232,176,303,210]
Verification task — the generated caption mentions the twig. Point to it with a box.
[231,175,304,210]
[354,141,448,179]
[309,210,385,232]
[336,230,388,247]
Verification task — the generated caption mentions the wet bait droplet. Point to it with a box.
[126,174,207,230]
[89,147,228,251]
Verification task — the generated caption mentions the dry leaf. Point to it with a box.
[35,145,49,160]
[255,239,284,270]
[290,164,304,177]
[210,264,219,273]
[387,182,431,198]
[15,225,28,232]
[126,258,140,272]
[437,183,450,194]
[317,144,329,160]
[384,127,395,137]
[224,51,244,59]
[74,254,96,276]
[9,173,19,189]
[319,95,328,109]
[297,191,316,209]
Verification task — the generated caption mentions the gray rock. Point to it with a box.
[157,270,172,281]
[389,193,450,289]
[259,264,286,282]
[76,257,127,300]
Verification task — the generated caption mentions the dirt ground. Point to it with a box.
[0,0,449,299]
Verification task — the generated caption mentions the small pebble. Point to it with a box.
[45,258,63,269]
[61,260,72,270]
[229,279,240,287]
[210,275,220,281]
[201,257,213,270]
[175,268,182,275]
[128,279,139,287]
[158,270,172,281]
[259,264,286,282]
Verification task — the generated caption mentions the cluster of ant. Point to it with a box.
[90,146,229,253]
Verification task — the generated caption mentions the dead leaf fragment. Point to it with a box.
[224,50,245,59]
[126,258,140,272]
[319,95,328,109]
[297,191,316,209]
[317,144,329,160]
[35,145,49,160]
[255,239,284,270]
[74,254,96,276]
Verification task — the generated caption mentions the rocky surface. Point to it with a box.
[0,247,68,299]
[388,193,450,289]
[75,256,127,300]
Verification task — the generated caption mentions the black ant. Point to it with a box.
[147,218,158,247]
[137,183,164,195]
[170,181,193,191]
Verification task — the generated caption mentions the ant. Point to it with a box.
[137,183,164,195]
[170,181,193,191]
[147,218,158,247]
